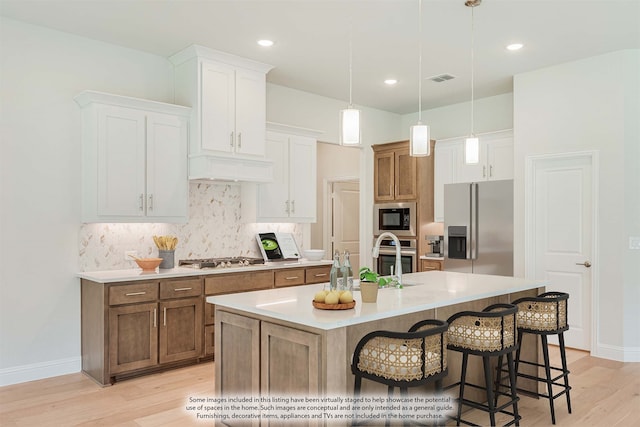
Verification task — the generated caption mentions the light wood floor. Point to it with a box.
[1,347,638,426]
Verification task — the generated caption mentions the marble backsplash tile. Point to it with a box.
[79,182,303,271]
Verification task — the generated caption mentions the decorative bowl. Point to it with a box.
[134,258,163,271]
[302,249,325,261]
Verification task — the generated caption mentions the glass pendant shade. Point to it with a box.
[465,136,480,164]
[410,124,430,157]
[340,108,361,146]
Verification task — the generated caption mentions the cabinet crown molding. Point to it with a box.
[266,122,323,138]
[169,44,274,74]
[74,90,191,117]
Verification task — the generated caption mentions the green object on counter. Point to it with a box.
[358,267,391,288]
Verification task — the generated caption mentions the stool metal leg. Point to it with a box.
[558,332,572,414]
[541,335,556,424]
[483,355,497,426]
[507,351,520,427]
[455,352,469,426]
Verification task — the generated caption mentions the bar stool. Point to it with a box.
[351,319,448,426]
[496,292,571,424]
[445,303,520,427]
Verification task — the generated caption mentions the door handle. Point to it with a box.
[576,261,592,268]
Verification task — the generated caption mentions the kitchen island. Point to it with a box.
[208,271,546,408]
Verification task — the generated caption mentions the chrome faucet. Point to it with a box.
[372,232,402,287]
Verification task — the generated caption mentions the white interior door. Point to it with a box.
[530,153,594,350]
[331,181,360,272]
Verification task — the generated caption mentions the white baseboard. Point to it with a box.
[594,343,640,362]
[0,357,81,386]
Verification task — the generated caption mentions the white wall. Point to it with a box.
[400,93,514,141]
[513,50,640,361]
[0,17,178,384]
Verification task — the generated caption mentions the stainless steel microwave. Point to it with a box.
[373,202,416,237]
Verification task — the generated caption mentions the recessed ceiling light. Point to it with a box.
[506,43,523,51]
[257,39,274,47]
[384,79,398,86]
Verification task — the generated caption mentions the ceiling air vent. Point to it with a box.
[428,74,456,83]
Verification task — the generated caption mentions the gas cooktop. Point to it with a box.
[179,257,264,269]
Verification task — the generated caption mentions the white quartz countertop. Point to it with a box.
[207,271,547,330]
[77,260,333,283]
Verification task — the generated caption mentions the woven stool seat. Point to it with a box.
[496,291,571,425]
[351,319,448,426]
[446,303,521,427]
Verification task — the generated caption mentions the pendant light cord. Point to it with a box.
[418,0,423,124]
[348,22,353,108]
[470,5,475,135]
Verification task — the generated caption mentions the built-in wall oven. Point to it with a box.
[374,202,416,237]
[374,238,417,276]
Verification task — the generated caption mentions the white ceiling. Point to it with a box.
[1,0,638,114]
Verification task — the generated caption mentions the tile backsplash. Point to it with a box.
[79,182,304,271]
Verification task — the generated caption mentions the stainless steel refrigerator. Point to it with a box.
[443,180,513,276]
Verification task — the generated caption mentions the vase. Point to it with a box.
[360,281,379,303]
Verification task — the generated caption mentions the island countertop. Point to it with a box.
[207,270,547,330]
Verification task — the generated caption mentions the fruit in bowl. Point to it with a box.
[302,249,325,261]
[134,257,163,271]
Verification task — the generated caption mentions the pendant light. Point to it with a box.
[340,24,361,146]
[464,0,481,164]
[410,0,430,157]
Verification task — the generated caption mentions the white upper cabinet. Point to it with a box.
[434,140,461,223]
[456,130,514,183]
[171,45,274,182]
[242,123,322,223]
[75,90,190,223]
[434,129,513,222]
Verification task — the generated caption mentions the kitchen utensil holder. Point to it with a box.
[158,250,175,269]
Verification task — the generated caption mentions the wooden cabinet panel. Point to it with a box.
[205,270,273,295]
[274,268,305,287]
[421,259,443,272]
[373,141,417,202]
[216,311,260,395]
[159,278,202,299]
[395,148,417,200]
[261,321,320,396]
[204,302,215,325]
[205,325,215,356]
[109,282,158,305]
[374,151,395,201]
[159,297,203,364]
[109,303,158,374]
[305,265,331,284]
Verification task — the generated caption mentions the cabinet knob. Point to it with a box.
[148,194,153,210]
[139,194,144,211]
[291,200,295,214]
[238,132,242,149]
[230,132,234,148]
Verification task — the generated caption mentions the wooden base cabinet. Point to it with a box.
[109,303,158,375]
[81,278,203,386]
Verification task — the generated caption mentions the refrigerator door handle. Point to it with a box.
[470,183,479,260]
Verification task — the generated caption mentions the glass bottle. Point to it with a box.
[329,250,341,291]
[341,250,353,292]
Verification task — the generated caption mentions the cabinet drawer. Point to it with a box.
[421,259,443,271]
[205,270,274,295]
[109,282,158,305]
[160,278,202,299]
[305,266,331,284]
[274,268,305,287]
